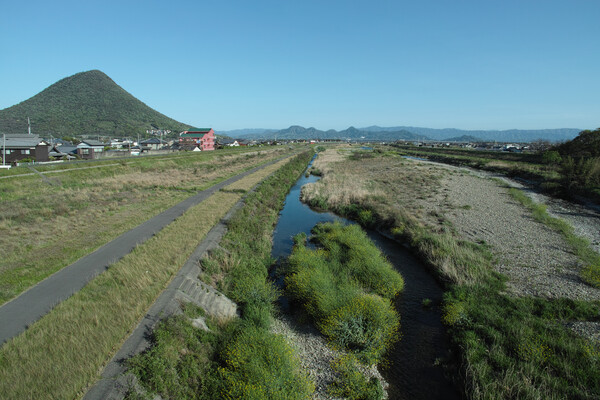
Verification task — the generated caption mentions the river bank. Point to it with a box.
[301,145,600,399]
[271,154,459,400]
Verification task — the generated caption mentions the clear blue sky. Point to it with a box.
[1,0,598,131]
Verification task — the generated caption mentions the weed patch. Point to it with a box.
[329,354,385,400]
[285,222,403,364]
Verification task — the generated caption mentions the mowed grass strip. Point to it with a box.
[0,147,293,304]
[0,158,292,400]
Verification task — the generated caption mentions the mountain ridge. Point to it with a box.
[228,125,582,142]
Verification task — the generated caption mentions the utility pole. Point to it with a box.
[2,133,6,166]
[27,117,31,135]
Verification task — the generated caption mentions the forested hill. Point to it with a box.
[0,70,193,137]
[554,128,600,158]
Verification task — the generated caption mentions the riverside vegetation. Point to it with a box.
[392,128,600,203]
[128,150,404,400]
[0,146,290,304]
[0,151,296,399]
[285,223,403,365]
[284,222,404,399]
[127,151,315,399]
[301,146,600,399]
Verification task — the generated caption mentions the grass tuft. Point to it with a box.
[285,222,403,364]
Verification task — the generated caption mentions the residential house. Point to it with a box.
[1,134,50,164]
[77,140,106,159]
[140,137,168,150]
[178,129,215,151]
[218,139,240,147]
[48,144,77,160]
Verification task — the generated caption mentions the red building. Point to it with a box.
[178,129,215,151]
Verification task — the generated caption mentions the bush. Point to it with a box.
[329,354,384,400]
[541,150,562,165]
[321,294,399,362]
[560,156,600,193]
[285,222,403,363]
[218,326,314,399]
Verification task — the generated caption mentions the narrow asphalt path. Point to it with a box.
[0,157,288,345]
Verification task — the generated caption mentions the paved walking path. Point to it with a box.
[83,199,244,400]
[0,158,285,345]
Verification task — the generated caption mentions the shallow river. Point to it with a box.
[271,158,461,399]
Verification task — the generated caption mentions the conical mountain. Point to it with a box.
[0,70,193,136]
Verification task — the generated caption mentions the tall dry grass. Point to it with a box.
[0,147,293,304]
[301,148,491,286]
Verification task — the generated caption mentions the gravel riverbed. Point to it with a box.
[414,159,600,343]
[271,313,388,400]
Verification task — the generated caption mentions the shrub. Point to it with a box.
[329,354,384,400]
[541,150,562,165]
[218,326,314,399]
[560,156,600,193]
[285,222,403,363]
[321,294,399,363]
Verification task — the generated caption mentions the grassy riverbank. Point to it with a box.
[301,147,600,399]
[128,151,315,399]
[0,156,295,399]
[0,146,294,304]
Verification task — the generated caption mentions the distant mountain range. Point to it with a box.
[226,125,582,143]
[0,70,584,143]
[0,70,193,137]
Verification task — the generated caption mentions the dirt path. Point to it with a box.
[0,157,287,345]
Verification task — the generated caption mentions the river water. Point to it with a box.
[271,159,461,399]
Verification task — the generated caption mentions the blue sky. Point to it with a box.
[1,0,598,131]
